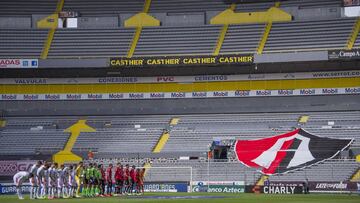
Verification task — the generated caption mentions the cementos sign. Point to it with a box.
[0,59,38,68]
[0,87,359,101]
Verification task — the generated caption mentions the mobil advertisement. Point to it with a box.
[192,181,245,193]
[144,182,188,192]
[1,87,359,101]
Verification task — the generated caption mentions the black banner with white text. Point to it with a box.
[110,54,254,68]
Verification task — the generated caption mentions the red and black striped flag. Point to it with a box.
[235,129,353,175]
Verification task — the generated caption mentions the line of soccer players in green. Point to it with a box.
[76,162,145,197]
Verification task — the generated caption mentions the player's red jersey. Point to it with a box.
[136,172,141,183]
[115,167,123,180]
[124,168,130,180]
[100,168,105,180]
[130,168,136,181]
[105,167,112,182]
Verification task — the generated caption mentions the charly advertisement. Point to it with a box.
[245,183,303,194]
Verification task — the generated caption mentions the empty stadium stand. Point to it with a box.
[264,18,358,52]
[0,29,48,58]
[1,17,358,58]
[0,0,58,16]
[66,0,341,14]
[0,130,68,155]
[268,159,359,182]
[48,29,135,58]
[134,25,221,56]
[2,18,356,58]
[0,0,341,16]
[235,0,341,12]
[220,23,265,54]
[1,111,359,157]
[0,0,358,58]
[63,0,144,16]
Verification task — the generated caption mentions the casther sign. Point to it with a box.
[309,182,359,193]
[245,183,303,194]
[110,54,253,68]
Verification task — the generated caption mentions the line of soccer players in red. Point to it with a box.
[86,162,146,197]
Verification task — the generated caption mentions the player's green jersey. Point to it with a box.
[85,167,91,179]
[95,169,102,180]
[89,167,95,178]
[81,168,86,179]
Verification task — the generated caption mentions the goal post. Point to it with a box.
[138,166,193,193]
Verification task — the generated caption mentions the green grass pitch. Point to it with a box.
[0,193,359,203]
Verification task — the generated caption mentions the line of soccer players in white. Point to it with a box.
[13,160,145,200]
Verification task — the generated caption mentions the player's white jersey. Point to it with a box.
[49,167,58,180]
[28,164,38,186]
[37,165,46,182]
[68,169,76,186]
[62,167,70,183]
[58,168,66,180]
[57,167,68,187]
[47,167,55,187]
[13,171,30,186]
[29,164,38,177]
[44,168,50,184]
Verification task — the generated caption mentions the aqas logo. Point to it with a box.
[0,59,21,67]
[235,129,352,175]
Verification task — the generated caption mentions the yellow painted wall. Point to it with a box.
[0,78,359,94]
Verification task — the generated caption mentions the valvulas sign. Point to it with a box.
[110,54,253,68]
